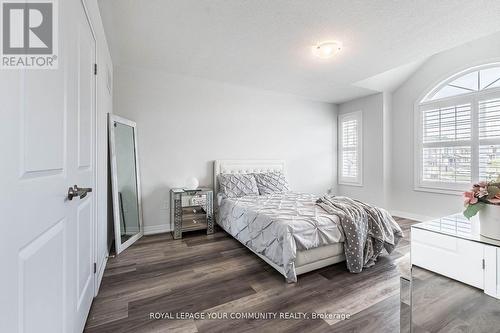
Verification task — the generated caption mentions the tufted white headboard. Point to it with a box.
[213,159,286,198]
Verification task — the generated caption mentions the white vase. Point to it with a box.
[479,204,500,240]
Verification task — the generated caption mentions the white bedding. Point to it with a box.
[217,191,344,282]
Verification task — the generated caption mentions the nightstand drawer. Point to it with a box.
[182,206,205,215]
[182,213,206,222]
[181,194,207,207]
[182,219,208,231]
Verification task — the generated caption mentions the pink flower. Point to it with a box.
[464,191,478,205]
[477,181,489,187]
[488,198,500,205]
[477,189,489,198]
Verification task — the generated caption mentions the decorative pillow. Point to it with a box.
[253,172,290,195]
[218,173,259,198]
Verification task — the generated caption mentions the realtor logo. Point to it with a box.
[1,0,58,69]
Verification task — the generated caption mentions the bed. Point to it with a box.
[213,160,346,282]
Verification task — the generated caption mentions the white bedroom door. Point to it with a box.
[1,1,97,332]
[72,2,97,332]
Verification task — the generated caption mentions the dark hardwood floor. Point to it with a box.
[410,266,500,333]
[84,217,416,333]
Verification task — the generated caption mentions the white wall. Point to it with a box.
[113,65,337,233]
[336,93,386,206]
[391,32,500,220]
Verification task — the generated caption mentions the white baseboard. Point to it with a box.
[144,224,171,235]
[390,210,437,222]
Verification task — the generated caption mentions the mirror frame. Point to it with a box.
[108,114,144,254]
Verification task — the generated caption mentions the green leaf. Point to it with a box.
[487,186,500,199]
[463,202,485,219]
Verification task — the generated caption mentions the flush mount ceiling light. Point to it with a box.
[312,41,342,59]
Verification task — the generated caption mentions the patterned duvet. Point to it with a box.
[217,192,343,282]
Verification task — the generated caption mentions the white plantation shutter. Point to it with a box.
[479,98,500,180]
[417,65,500,192]
[342,119,358,178]
[421,104,472,184]
[479,98,500,140]
[422,104,471,143]
[422,146,472,183]
[479,145,500,180]
[339,112,362,185]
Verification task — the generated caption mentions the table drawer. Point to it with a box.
[182,218,208,231]
[182,206,205,215]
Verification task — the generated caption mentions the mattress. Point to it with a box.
[217,192,344,282]
[296,243,344,267]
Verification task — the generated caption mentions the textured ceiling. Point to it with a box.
[98,0,500,103]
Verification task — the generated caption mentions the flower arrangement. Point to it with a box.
[463,176,500,219]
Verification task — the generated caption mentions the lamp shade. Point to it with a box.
[185,177,199,190]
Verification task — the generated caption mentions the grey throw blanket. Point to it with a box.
[316,196,403,273]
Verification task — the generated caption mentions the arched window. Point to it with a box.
[416,64,500,193]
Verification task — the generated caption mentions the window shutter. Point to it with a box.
[479,98,500,180]
[422,104,471,143]
[421,104,472,184]
[339,112,362,185]
[479,145,500,181]
[342,118,358,178]
[479,98,500,140]
[422,146,472,183]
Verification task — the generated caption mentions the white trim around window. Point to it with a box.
[414,64,500,195]
[338,111,363,186]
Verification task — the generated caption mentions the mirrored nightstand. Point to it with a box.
[170,188,214,239]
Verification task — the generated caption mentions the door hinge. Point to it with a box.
[94,262,97,274]
[482,259,485,270]
[94,63,97,75]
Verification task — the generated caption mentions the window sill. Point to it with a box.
[413,186,463,196]
[338,181,364,187]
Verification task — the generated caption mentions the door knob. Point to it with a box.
[67,185,93,200]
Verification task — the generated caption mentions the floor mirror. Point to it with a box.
[109,114,144,254]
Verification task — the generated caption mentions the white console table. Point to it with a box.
[411,214,500,299]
